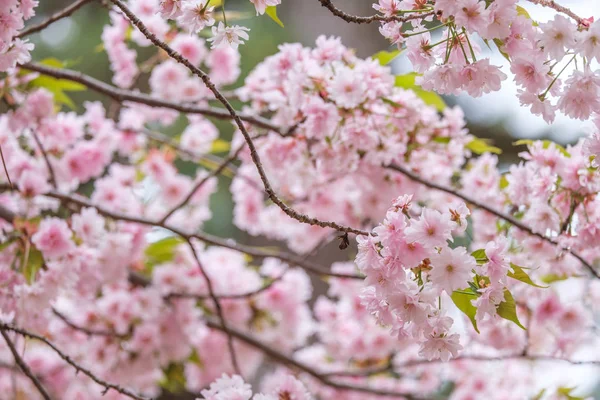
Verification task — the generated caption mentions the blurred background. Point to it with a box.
[25,1,600,398]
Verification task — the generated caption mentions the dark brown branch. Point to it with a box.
[107,0,369,237]
[0,328,53,400]
[186,238,242,375]
[0,145,13,190]
[52,309,128,338]
[387,163,600,279]
[0,323,150,400]
[17,0,94,38]
[0,189,360,280]
[167,270,287,300]
[325,353,600,377]
[204,318,423,399]
[160,144,246,223]
[29,130,57,188]
[318,0,434,24]
[19,62,283,133]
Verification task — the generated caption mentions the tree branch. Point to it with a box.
[29,129,57,188]
[0,328,53,400]
[0,323,150,400]
[525,0,587,25]
[387,163,599,279]
[317,0,435,24]
[19,62,283,134]
[107,0,369,237]
[160,143,246,224]
[185,238,242,375]
[17,0,94,38]
[0,189,360,280]
[52,309,129,339]
[204,318,423,399]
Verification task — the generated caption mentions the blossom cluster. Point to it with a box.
[156,0,281,50]
[1,0,600,399]
[198,373,312,400]
[0,0,36,71]
[232,36,473,253]
[374,0,600,123]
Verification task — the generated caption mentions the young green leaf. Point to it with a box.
[513,139,570,157]
[265,6,284,27]
[210,138,231,153]
[451,290,480,333]
[508,263,548,288]
[394,73,446,111]
[497,289,526,330]
[540,273,571,284]
[145,236,184,267]
[372,49,402,66]
[470,249,488,264]
[23,247,44,284]
[467,138,502,155]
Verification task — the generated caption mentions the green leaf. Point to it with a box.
[394,73,446,111]
[23,247,44,284]
[432,137,451,144]
[40,57,65,68]
[516,5,539,26]
[513,139,571,158]
[466,138,502,155]
[28,75,87,110]
[532,389,546,400]
[0,237,18,252]
[557,387,585,400]
[492,39,511,62]
[508,263,548,288]
[381,97,402,108]
[265,6,284,27]
[540,273,571,284]
[210,139,231,153]
[497,289,526,330]
[159,363,186,393]
[451,290,480,333]
[372,49,402,65]
[499,175,509,189]
[145,236,184,267]
[394,73,419,88]
[413,88,446,111]
[470,248,488,264]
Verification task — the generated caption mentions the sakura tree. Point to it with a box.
[0,0,599,399]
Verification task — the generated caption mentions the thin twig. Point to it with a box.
[186,239,241,375]
[0,145,13,189]
[107,0,369,237]
[0,328,53,400]
[387,163,599,279]
[166,270,287,300]
[318,0,434,24]
[29,130,57,188]
[19,62,283,134]
[17,0,94,38]
[160,143,246,223]
[204,318,423,399]
[0,323,150,400]
[0,190,360,280]
[324,353,600,377]
[52,309,128,339]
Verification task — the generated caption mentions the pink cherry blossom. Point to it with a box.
[32,218,75,259]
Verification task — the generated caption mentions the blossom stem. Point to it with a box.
[462,27,477,62]
[221,0,228,26]
[541,54,576,99]
[404,23,448,38]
